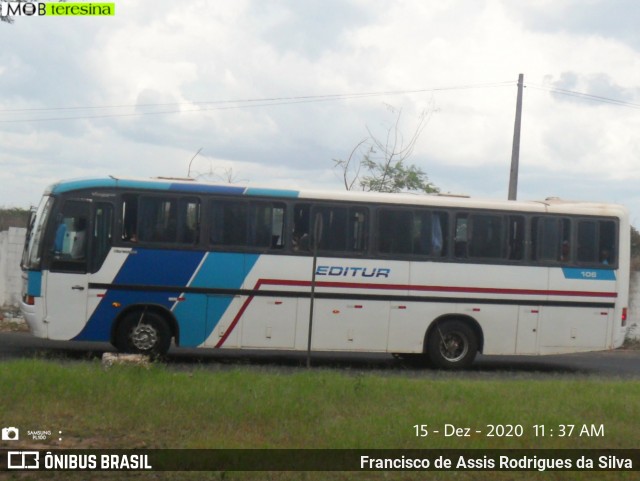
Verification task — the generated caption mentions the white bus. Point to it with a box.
[20,176,630,369]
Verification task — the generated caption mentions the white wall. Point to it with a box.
[0,227,26,308]
[628,271,640,340]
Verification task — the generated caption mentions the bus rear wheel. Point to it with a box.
[115,310,172,358]
[427,320,477,369]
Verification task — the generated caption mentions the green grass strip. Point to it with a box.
[1,359,638,452]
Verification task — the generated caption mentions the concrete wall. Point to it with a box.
[0,227,26,308]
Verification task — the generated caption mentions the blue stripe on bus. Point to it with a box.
[51,178,119,194]
[52,178,174,194]
[168,183,246,195]
[50,178,299,199]
[245,187,299,198]
[73,249,206,342]
[172,252,259,347]
[113,249,205,286]
[562,268,616,281]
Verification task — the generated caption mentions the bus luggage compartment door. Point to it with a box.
[239,295,298,349]
[515,306,540,354]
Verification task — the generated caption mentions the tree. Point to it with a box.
[334,103,439,194]
[0,207,30,231]
[631,225,640,271]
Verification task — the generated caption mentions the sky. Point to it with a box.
[1,0,640,225]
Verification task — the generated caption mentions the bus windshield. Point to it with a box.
[22,195,54,270]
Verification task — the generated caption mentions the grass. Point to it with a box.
[0,359,638,480]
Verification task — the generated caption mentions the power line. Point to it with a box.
[2,80,637,124]
[0,81,515,114]
[0,81,515,123]
[527,83,640,110]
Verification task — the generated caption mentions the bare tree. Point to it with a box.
[202,166,246,184]
[192,163,247,184]
[334,137,369,191]
[334,103,439,194]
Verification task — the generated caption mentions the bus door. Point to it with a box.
[44,199,92,340]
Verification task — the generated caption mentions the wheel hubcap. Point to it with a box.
[131,324,158,351]
[440,332,468,362]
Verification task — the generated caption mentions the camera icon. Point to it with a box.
[2,427,20,441]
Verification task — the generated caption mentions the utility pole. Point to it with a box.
[508,73,524,200]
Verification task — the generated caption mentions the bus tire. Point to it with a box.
[115,310,172,358]
[426,320,477,369]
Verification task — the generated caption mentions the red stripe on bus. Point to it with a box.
[214,278,617,348]
[256,278,618,299]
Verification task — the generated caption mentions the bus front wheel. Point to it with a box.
[427,320,477,369]
[115,310,172,358]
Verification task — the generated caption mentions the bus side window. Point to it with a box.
[532,217,571,263]
[350,208,367,253]
[210,200,247,247]
[454,214,468,258]
[467,214,505,259]
[178,198,200,244]
[599,220,617,265]
[377,209,446,258]
[139,197,178,243]
[122,194,138,242]
[293,204,311,252]
[313,205,348,252]
[430,211,448,257]
[577,220,597,264]
[377,209,412,255]
[250,202,285,249]
[413,211,432,255]
[270,204,286,249]
[135,196,199,245]
[508,215,525,261]
[577,219,617,266]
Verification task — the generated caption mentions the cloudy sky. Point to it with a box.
[2,0,640,224]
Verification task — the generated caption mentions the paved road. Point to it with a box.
[1,331,639,379]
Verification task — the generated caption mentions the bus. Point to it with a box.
[20,176,630,369]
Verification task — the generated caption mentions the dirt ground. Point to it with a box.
[0,308,28,332]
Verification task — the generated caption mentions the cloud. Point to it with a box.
[505,0,640,51]
[543,71,640,107]
[255,0,374,59]
[1,0,640,224]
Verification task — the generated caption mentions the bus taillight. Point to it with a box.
[622,307,628,326]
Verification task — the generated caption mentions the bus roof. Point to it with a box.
[45,176,628,218]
